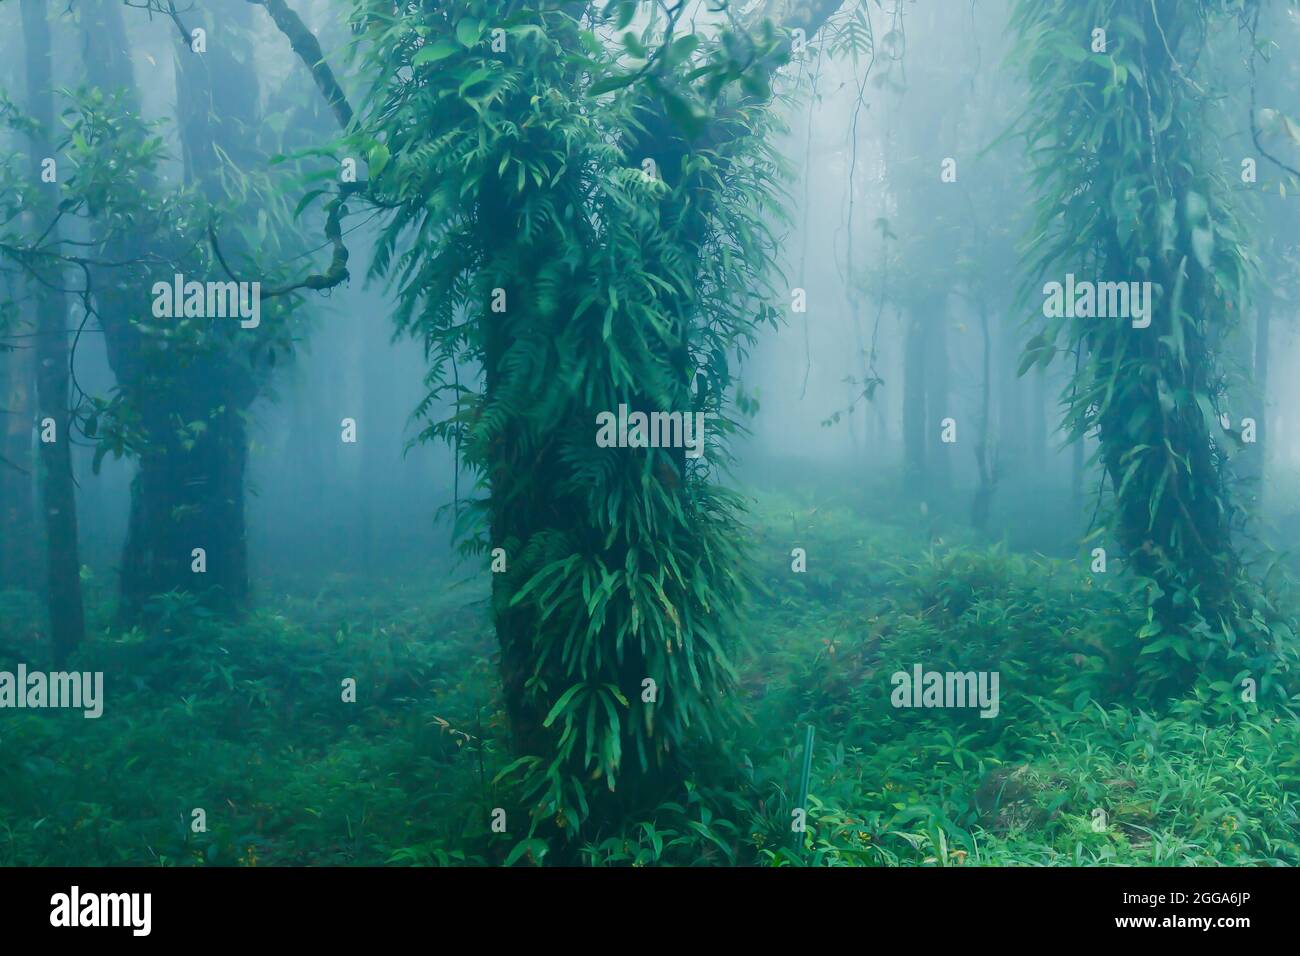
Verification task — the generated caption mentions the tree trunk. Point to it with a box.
[356,316,384,569]
[1248,292,1270,508]
[95,0,260,621]
[0,296,38,590]
[971,299,996,530]
[902,309,928,492]
[21,0,86,663]
[1030,366,1048,471]
[925,294,951,491]
[1071,431,1085,506]
[999,316,1026,468]
[120,396,249,617]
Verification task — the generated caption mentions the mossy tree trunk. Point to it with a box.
[1016,0,1273,685]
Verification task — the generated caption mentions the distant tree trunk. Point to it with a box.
[999,316,1026,468]
[1030,366,1048,470]
[971,298,997,530]
[357,316,385,569]
[902,309,928,492]
[874,340,890,454]
[291,369,328,561]
[110,2,261,620]
[0,292,38,589]
[82,0,134,93]
[1071,431,1085,506]
[21,0,86,663]
[121,397,250,616]
[925,294,951,491]
[1248,292,1270,508]
[75,0,251,620]
[863,375,880,452]
[847,382,861,461]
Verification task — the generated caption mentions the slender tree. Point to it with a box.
[19,0,85,663]
[0,278,37,589]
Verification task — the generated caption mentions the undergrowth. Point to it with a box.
[1,487,1297,866]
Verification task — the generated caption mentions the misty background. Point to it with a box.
[2,0,1297,608]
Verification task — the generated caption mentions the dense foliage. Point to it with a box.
[304,0,801,845]
[3,485,1297,866]
[1014,0,1299,693]
[3,0,1300,872]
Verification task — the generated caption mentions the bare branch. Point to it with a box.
[208,196,350,298]
[245,0,355,131]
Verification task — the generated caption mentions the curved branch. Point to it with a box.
[208,197,350,298]
[245,0,354,131]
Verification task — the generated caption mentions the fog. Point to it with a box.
[3,0,1294,587]
[2,0,1300,876]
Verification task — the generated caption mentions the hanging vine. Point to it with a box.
[1014,0,1297,695]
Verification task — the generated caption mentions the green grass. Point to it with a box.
[1,486,1298,866]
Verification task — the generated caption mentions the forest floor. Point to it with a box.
[1,484,1298,866]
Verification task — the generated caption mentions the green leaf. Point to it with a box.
[665,34,700,66]
[1183,190,1208,225]
[589,72,638,96]
[292,188,328,219]
[542,683,587,727]
[458,67,493,97]
[456,18,483,48]
[503,838,549,867]
[1190,226,1214,270]
[412,40,457,67]
[368,143,390,177]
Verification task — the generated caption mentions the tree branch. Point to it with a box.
[208,196,350,298]
[245,0,354,131]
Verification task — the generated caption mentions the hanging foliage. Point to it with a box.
[336,0,801,841]
[1014,0,1297,694]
